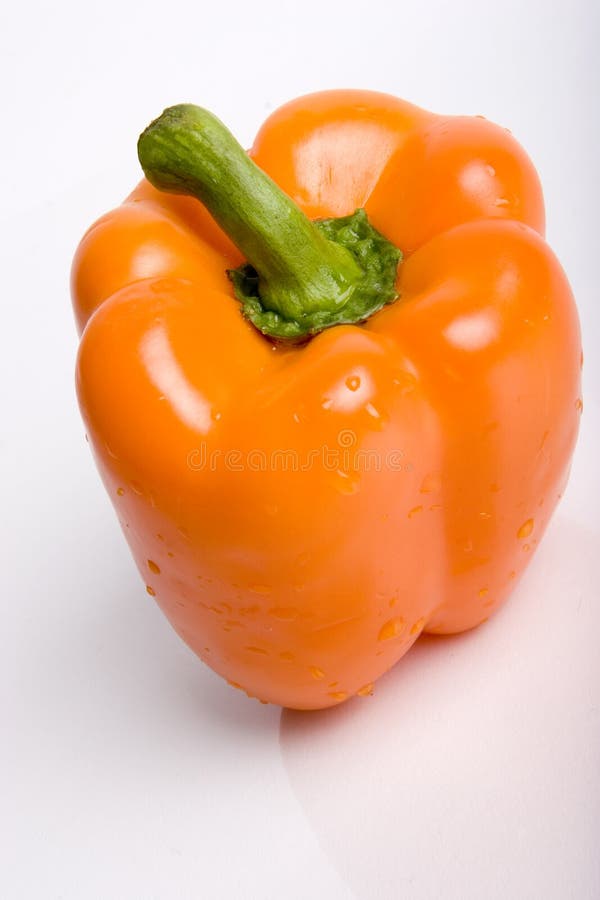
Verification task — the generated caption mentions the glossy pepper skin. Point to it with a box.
[73,90,581,709]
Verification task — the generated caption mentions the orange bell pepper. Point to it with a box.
[72,90,581,709]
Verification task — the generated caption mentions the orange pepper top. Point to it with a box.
[72,91,581,709]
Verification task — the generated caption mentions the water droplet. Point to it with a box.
[157,533,165,541]
[249,584,271,595]
[130,481,143,495]
[240,605,260,616]
[167,551,174,558]
[212,410,222,422]
[429,504,443,512]
[517,518,534,540]
[357,683,374,697]
[147,560,160,574]
[392,371,417,395]
[146,585,156,596]
[479,511,492,519]
[322,398,333,410]
[116,487,125,496]
[292,412,301,424]
[378,617,405,641]
[495,197,510,207]
[478,587,489,598]
[228,680,243,690]
[410,617,425,636]
[280,651,294,661]
[346,375,361,391]
[310,666,325,680]
[408,505,423,518]
[420,474,440,494]
[269,607,299,621]
[575,398,583,413]
[523,543,531,552]
[104,442,118,460]
[365,402,380,419]
[336,470,360,495]
[328,691,347,702]
[245,646,268,655]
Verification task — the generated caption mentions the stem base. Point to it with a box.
[229,209,402,341]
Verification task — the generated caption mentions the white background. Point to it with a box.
[1,1,599,897]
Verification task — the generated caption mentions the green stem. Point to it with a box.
[138,104,401,340]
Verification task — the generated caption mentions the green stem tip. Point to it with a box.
[138,104,402,341]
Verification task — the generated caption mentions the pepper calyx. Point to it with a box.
[229,209,402,341]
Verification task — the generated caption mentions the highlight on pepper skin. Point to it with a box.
[72,89,582,710]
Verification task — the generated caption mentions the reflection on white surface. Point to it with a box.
[279,510,599,899]
[140,326,212,432]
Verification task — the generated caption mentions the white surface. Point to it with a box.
[2,1,599,897]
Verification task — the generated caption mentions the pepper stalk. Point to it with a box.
[138,104,402,341]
